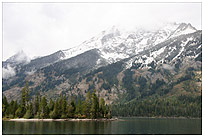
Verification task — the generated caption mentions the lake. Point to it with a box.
[2,117,202,135]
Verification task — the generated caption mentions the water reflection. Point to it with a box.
[3,118,202,135]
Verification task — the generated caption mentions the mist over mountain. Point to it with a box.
[2,22,202,117]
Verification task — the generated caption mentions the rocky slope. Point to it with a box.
[2,23,201,108]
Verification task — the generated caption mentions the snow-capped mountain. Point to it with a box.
[3,22,197,69]
[60,22,197,64]
[2,22,201,105]
[168,23,197,39]
[124,30,202,69]
[3,22,198,79]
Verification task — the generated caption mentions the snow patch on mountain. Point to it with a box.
[151,47,166,58]
[58,22,198,70]
[25,70,36,75]
[100,51,129,64]
[152,22,179,45]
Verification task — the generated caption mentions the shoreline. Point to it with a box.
[5,116,201,122]
[116,116,202,119]
[7,118,118,122]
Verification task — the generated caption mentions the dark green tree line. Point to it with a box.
[2,82,111,119]
[112,95,201,118]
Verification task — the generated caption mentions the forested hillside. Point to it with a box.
[2,23,202,118]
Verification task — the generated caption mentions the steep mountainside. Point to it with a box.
[2,23,202,117]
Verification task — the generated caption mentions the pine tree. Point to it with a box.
[24,102,33,119]
[21,81,30,115]
[61,96,68,118]
[50,99,60,119]
[29,102,34,117]
[59,92,63,115]
[85,91,92,118]
[68,97,76,118]
[48,98,54,112]
[33,91,40,116]
[39,96,49,118]
[99,98,106,118]
[12,100,18,117]
[107,104,112,119]
[6,100,18,118]
[81,101,87,118]
[15,107,24,118]
[5,100,12,117]
[91,91,99,119]
[75,98,82,118]
[2,96,8,117]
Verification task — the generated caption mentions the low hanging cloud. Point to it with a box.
[25,70,35,75]
[13,50,31,64]
[3,3,201,60]
[2,65,16,79]
[162,64,174,70]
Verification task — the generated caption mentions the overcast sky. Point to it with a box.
[3,2,201,60]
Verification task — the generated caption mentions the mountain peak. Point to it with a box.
[167,22,197,39]
[60,22,198,64]
[178,22,197,30]
[101,25,121,36]
[6,50,31,64]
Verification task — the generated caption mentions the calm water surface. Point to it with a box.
[3,117,202,135]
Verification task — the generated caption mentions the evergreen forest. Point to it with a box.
[2,82,112,119]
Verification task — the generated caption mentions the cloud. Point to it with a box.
[3,3,201,60]
[2,65,16,79]
[7,50,31,64]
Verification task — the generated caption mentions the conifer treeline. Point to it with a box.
[3,82,112,119]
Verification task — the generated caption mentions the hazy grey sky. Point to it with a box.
[3,3,201,60]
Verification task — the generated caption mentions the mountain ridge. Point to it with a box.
[3,22,197,72]
[2,23,201,117]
